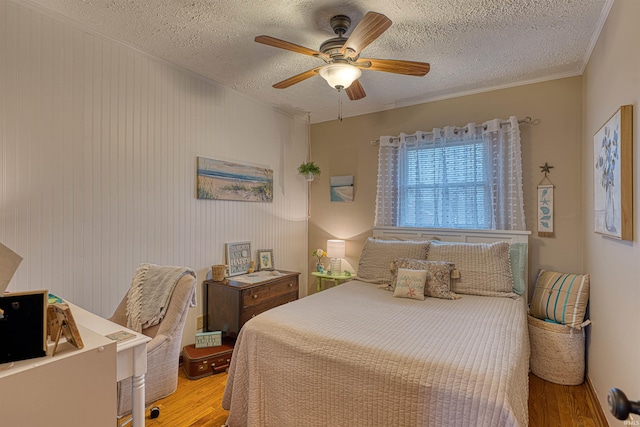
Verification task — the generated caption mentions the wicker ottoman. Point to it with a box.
[528,314,585,385]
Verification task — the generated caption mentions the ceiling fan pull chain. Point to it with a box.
[338,89,343,121]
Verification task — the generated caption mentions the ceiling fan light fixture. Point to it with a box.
[319,63,361,90]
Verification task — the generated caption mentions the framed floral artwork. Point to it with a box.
[593,105,633,240]
[257,249,274,271]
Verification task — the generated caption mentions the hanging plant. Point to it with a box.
[297,161,321,181]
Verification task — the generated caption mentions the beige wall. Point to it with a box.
[310,77,583,297]
[583,0,640,424]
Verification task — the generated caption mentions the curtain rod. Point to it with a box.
[370,116,533,146]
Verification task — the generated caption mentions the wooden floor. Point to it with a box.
[528,374,606,427]
[128,370,605,426]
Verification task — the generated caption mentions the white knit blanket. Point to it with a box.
[126,263,196,332]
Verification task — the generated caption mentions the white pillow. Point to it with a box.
[393,268,427,300]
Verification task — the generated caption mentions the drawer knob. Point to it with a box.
[288,283,293,287]
[252,294,258,299]
[251,314,256,318]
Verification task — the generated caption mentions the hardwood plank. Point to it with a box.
[543,375,563,424]
[529,373,606,427]
[586,375,610,427]
[117,369,229,427]
[528,373,549,427]
[566,381,597,427]
[118,370,607,426]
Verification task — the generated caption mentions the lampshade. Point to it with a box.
[0,242,23,294]
[318,64,361,90]
[326,239,346,259]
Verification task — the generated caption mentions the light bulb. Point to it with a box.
[318,63,361,90]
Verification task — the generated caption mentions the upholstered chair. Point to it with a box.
[109,273,197,417]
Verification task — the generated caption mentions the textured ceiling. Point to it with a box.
[27,0,610,123]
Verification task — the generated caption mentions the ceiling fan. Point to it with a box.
[255,11,430,101]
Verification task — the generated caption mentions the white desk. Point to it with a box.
[0,324,117,427]
[69,302,151,427]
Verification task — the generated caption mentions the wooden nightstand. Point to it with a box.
[204,270,300,338]
[311,272,352,292]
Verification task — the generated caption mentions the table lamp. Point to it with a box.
[326,239,345,275]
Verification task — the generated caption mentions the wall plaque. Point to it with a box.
[225,241,252,276]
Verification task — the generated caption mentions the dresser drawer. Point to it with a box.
[242,276,298,308]
[205,271,300,338]
[240,292,298,326]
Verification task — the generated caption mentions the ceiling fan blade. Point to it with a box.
[346,80,366,100]
[273,66,323,89]
[356,58,430,76]
[340,12,392,59]
[255,35,329,61]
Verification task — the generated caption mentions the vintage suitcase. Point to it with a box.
[182,338,234,380]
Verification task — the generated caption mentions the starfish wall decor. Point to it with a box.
[539,162,554,176]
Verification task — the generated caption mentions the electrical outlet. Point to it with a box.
[196,315,204,330]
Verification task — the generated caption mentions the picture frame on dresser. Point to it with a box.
[257,249,274,271]
[225,241,252,276]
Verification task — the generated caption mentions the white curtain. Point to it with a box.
[374,117,526,230]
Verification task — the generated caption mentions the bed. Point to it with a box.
[222,227,531,427]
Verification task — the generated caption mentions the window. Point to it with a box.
[375,118,525,231]
[400,138,491,229]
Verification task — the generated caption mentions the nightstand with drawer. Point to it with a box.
[204,270,300,338]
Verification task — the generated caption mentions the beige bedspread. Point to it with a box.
[223,280,529,426]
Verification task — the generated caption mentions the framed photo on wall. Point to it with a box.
[257,249,274,271]
[593,105,633,240]
[196,157,273,203]
[330,175,354,202]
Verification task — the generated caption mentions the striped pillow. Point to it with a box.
[530,269,590,328]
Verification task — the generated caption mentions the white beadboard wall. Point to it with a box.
[0,1,309,340]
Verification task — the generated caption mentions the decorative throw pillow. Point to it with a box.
[355,238,431,285]
[510,243,528,296]
[390,258,460,300]
[529,269,590,328]
[392,268,427,300]
[427,241,515,297]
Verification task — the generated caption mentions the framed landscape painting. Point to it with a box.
[330,175,354,202]
[593,105,633,240]
[197,157,273,202]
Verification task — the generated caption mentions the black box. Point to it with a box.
[0,291,47,363]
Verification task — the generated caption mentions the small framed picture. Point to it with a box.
[225,241,252,276]
[257,249,274,271]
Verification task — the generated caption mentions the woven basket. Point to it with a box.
[528,314,585,385]
[211,265,227,281]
